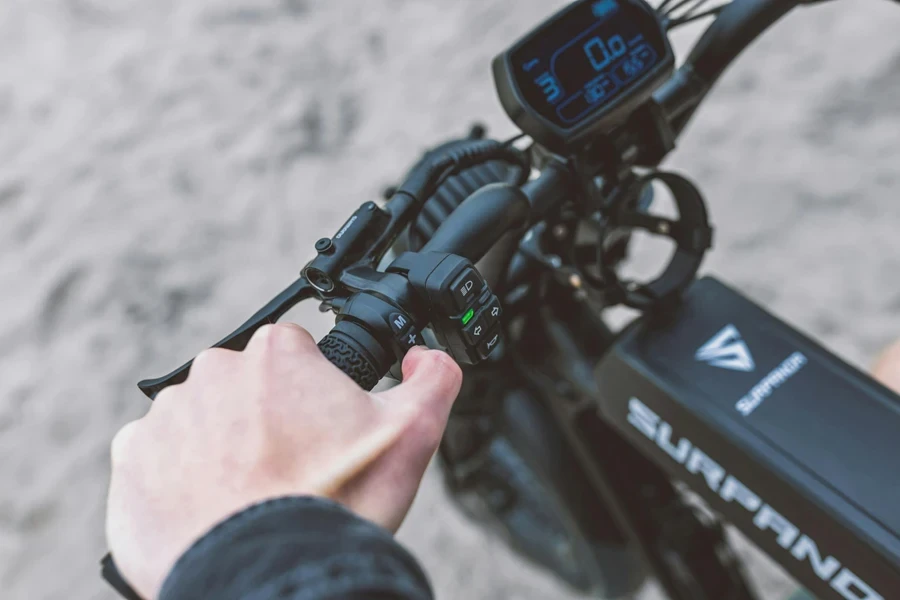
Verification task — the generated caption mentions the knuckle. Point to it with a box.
[272,322,316,349]
[249,323,315,355]
[110,421,142,466]
[423,350,463,392]
[191,347,231,373]
[146,384,186,420]
[151,384,179,406]
[265,323,294,346]
[250,323,278,348]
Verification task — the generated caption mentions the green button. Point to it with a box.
[461,308,475,325]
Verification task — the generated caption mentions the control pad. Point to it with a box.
[393,252,505,365]
[429,261,502,364]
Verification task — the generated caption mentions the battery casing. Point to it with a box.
[595,277,900,600]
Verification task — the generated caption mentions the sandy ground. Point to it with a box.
[2,1,900,599]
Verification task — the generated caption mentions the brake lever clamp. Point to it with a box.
[595,170,713,311]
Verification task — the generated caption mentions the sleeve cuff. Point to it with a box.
[160,496,433,600]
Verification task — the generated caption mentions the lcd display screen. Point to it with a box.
[509,0,667,129]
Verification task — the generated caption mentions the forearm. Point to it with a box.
[160,497,434,600]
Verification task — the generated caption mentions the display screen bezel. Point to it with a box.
[493,0,674,153]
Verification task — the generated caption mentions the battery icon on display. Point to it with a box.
[592,0,619,18]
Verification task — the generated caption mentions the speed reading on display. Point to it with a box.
[493,0,673,152]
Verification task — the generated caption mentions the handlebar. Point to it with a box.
[655,0,804,134]
[688,0,800,86]
[321,178,557,389]
[422,184,532,260]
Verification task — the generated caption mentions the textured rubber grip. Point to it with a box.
[318,332,382,391]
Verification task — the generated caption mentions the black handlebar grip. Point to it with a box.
[317,321,392,391]
[318,333,381,391]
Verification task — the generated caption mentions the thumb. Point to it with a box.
[379,347,463,428]
[872,339,900,394]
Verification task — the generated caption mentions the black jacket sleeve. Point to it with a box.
[158,496,435,600]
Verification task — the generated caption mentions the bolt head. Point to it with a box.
[469,123,487,139]
[315,237,334,253]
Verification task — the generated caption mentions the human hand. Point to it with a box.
[873,339,900,393]
[106,323,462,600]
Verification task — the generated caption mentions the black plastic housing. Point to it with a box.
[595,277,900,600]
[305,201,390,292]
[405,138,525,251]
[421,184,531,263]
[492,0,674,154]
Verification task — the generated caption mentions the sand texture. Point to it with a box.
[2,1,900,598]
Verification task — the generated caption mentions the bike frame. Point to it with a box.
[467,260,900,600]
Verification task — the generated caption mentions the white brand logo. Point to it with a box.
[696,325,755,372]
[335,215,358,240]
[735,352,808,416]
[626,397,883,600]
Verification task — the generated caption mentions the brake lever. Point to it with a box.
[137,276,317,399]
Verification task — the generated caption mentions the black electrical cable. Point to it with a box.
[657,0,678,13]
[502,132,528,147]
[425,142,531,200]
[663,0,704,17]
[668,4,729,28]
[680,0,716,18]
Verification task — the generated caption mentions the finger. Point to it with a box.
[377,347,462,446]
[187,347,239,382]
[110,420,142,468]
[330,349,462,532]
[245,322,317,356]
[872,339,900,394]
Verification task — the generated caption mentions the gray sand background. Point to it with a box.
[2,0,900,598]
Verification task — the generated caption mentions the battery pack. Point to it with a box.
[594,276,900,600]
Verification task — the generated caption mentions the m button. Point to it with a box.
[389,312,411,335]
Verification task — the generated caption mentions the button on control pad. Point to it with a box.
[449,269,485,312]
